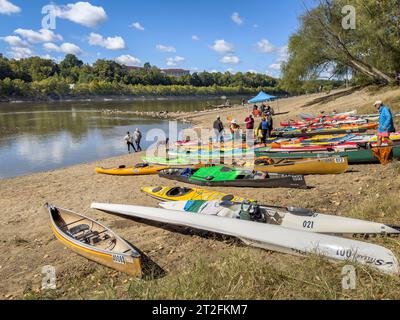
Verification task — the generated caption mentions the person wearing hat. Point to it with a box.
[229,119,241,141]
[374,100,395,147]
[213,116,225,143]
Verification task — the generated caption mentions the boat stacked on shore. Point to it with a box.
[47,109,400,276]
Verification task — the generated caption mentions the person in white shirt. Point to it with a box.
[133,128,143,152]
[124,131,137,154]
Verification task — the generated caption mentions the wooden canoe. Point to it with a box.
[46,204,141,276]
[254,156,349,175]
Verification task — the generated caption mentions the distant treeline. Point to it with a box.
[0,54,344,100]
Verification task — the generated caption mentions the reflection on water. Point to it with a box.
[0,99,232,178]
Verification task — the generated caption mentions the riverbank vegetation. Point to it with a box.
[281,1,400,94]
[0,54,344,100]
[0,55,282,100]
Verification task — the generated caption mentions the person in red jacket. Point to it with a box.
[245,115,255,141]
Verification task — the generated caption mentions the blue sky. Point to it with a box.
[0,0,316,76]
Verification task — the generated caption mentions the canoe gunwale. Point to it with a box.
[46,204,140,259]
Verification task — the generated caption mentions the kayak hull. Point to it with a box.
[254,156,348,175]
[255,146,400,164]
[91,203,400,275]
[159,200,400,238]
[95,165,169,176]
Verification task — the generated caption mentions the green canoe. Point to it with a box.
[255,146,400,164]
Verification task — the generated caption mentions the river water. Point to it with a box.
[0,98,235,179]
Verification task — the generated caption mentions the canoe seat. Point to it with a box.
[69,224,90,236]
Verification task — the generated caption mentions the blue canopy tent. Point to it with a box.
[248,91,277,104]
[247,91,279,114]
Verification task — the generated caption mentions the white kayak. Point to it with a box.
[91,203,399,274]
[159,200,400,238]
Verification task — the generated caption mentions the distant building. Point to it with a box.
[126,66,190,77]
[161,69,190,77]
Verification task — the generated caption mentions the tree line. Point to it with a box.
[280,0,400,94]
[0,53,346,99]
[0,54,284,99]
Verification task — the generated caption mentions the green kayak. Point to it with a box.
[255,146,400,164]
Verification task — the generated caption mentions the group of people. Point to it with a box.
[124,128,143,154]
[252,104,275,118]
[213,113,274,144]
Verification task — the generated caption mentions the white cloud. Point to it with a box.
[192,35,200,41]
[44,42,83,55]
[156,44,176,53]
[54,2,107,28]
[277,45,289,62]
[8,47,32,60]
[166,56,185,67]
[269,63,282,71]
[115,54,142,66]
[2,35,29,47]
[88,33,126,50]
[14,28,63,43]
[0,0,20,15]
[220,55,240,65]
[226,68,235,73]
[130,22,144,31]
[231,12,243,26]
[209,40,234,54]
[247,69,257,74]
[256,38,275,53]
[253,24,259,29]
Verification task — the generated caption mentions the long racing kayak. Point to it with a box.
[91,203,399,274]
[159,200,400,238]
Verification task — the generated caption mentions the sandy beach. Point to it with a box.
[1,87,400,299]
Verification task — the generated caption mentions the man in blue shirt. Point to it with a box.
[374,100,395,147]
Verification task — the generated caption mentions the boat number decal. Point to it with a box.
[334,158,345,164]
[302,221,314,229]
[336,249,353,259]
[292,175,304,181]
[112,254,126,264]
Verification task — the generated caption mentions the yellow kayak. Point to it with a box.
[253,156,348,175]
[142,186,251,202]
[95,164,169,176]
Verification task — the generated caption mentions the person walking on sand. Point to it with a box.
[374,100,395,147]
[124,131,136,154]
[133,128,143,152]
[213,116,225,143]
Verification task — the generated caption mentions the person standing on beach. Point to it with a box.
[258,116,270,145]
[133,128,143,152]
[245,115,255,140]
[374,100,395,147]
[267,113,274,137]
[124,131,137,154]
[213,117,225,142]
